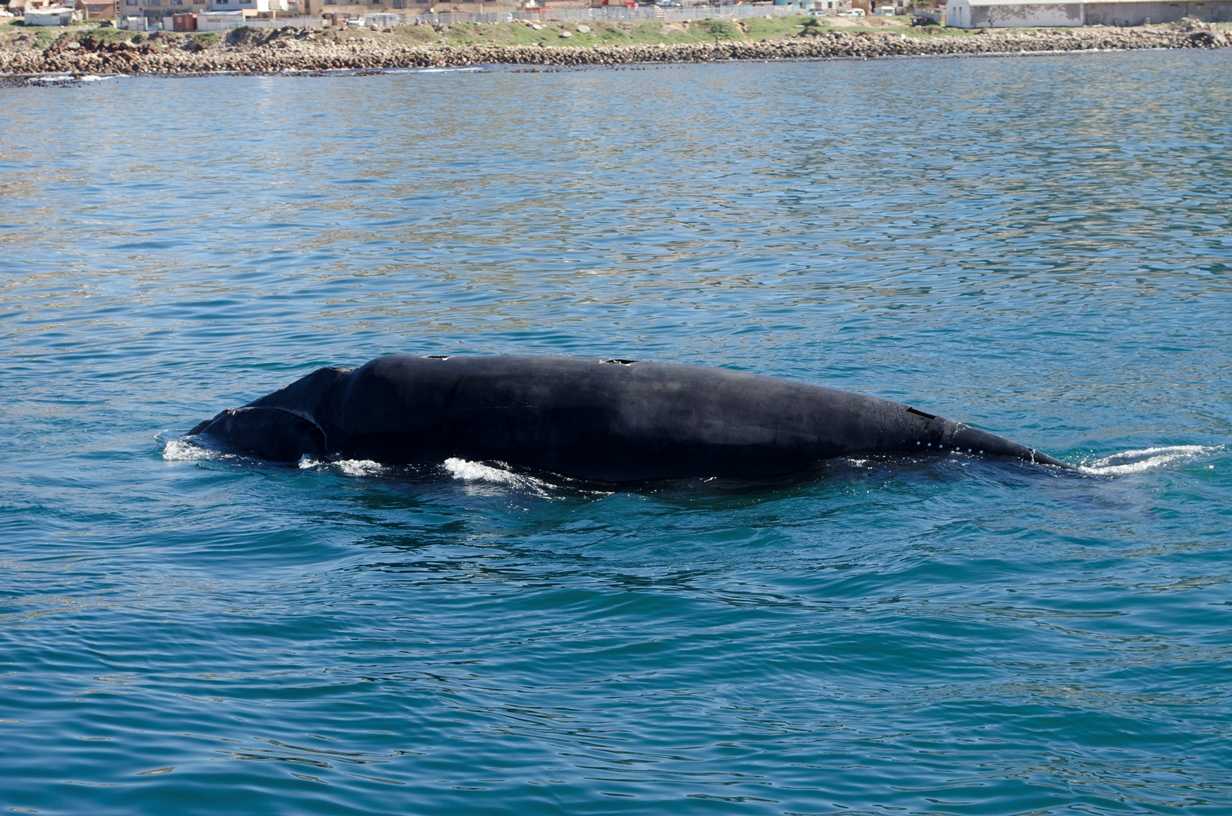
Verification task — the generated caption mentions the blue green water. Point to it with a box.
[2,50,1230,814]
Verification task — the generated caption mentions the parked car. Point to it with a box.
[841,7,865,15]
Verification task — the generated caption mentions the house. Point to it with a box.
[945,0,1232,27]
[7,0,61,14]
[76,0,118,18]
[812,0,853,13]
[360,9,399,23]
[23,4,81,22]
[196,7,242,26]
[320,0,416,15]
[116,0,209,21]
[206,0,289,13]
[116,0,288,20]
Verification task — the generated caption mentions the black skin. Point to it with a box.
[189,355,1069,483]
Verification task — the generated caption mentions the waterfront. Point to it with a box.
[2,52,1231,814]
[0,18,1228,76]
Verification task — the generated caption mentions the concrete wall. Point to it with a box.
[945,0,971,26]
[120,0,209,17]
[970,2,1082,26]
[208,0,289,11]
[1084,0,1232,23]
[951,0,1232,26]
[24,7,79,22]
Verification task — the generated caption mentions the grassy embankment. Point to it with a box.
[377,15,989,48]
[0,15,992,52]
[2,14,1227,57]
[0,20,220,48]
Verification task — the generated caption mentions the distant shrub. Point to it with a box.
[704,19,738,40]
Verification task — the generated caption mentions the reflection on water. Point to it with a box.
[1,50,1231,816]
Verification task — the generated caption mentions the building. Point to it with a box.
[117,0,208,21]
[115,0,285,20]
[7,0,61,14]
[320,0,422,14]
[945,0,1232,26]
[206,0,290,13]
[76,0,118,18]
[23,4,80,22]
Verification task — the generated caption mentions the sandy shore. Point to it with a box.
[1,19,1227,78]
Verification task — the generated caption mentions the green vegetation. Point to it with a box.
[899,22,986,37]
[373,15,1006,50]
[798,15,823,35]
[25,27,59,49]
[746,14,817,40]
[3,14,1211,61]
[702,19,740,41]
[387,16,825,50]
[79,26,136,43]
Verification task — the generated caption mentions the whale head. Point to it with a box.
[188,406,327,463]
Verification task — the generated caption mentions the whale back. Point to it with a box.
[327,355,942,481]
[187,355,1067,479]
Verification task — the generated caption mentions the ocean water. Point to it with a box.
[2,50,1230,814]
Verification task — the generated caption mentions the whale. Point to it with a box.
[187,354,1069,482]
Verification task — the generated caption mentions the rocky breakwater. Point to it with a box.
[1,23,1228,77]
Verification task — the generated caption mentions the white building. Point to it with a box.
[23,4,81,22]
[206,0,289,13]
[117,0,208,21]
[197,7,244,26]
[945,0,1232,26]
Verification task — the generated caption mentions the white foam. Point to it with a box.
[1077,445,1221,476]
[162,438,226,462]
[443,457,525,485]
[29,74,120,85]
[442,457,571,497]
[409,67,484,74]
[334,459,388,477]
[298,456,389,477]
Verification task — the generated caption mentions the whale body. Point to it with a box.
[188,354,1068,482]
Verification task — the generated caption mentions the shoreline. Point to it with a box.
[1,22,1227,79]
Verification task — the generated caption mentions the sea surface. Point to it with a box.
[2,50,1230,815]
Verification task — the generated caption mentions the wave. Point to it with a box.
[1076,445,1221,476]
[387,66,485,74]
[164,438,388,477]
[162,437,232,462]
[29,74,123,86]
[298,456,389,478]
[166,436,1219,485]
[166,438,552,492]
[441,457,557,495]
